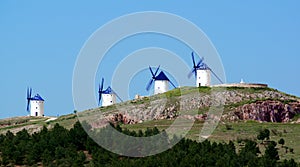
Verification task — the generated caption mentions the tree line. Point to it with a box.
[0,122,298,166]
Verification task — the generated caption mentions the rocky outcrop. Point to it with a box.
[110,113,137,125]
[180,89,294,111]
[231,100,300,122]
[82,88,300,127]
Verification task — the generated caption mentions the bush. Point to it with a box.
[278,138,285,147]
[257,129,270,143]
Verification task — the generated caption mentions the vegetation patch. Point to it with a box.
[0,122,298,166]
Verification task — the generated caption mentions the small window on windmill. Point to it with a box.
[158,87,160,89]
[110,101,112,103]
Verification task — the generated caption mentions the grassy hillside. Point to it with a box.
[0,114,78,134]
[122,120,300,162]
[0,86,299,162]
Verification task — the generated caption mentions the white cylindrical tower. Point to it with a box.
[102,93,116,107]
[196,69,211,87]
[30,94,44,116]
[153,71,171,94]
[154,80,169,94]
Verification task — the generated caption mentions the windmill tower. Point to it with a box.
[196,65,211,87]
[98,78,123,107]
[146,66,176,94]
[26,88,45,117]
[188,52,223,87]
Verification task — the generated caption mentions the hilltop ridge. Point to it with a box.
[1,86,300,135]
[79,86,300,128]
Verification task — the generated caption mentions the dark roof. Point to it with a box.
[197,63,210,70]
[155,71,170,81]
[31,94,44,101]
[102,86,113,94]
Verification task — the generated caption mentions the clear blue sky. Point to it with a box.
[1,1,299,118]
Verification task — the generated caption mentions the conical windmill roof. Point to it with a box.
[197,63,210,70]
[102,86,114,94]
[31,94,44,101]
[155,71,170,81]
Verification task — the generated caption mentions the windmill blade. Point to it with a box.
[149,66,155,78]
[196,57,204,68]
[26,96,30,112]
[111,89,123,102]
[29,88,32,98]
[192,52,204,68]
[146,79,154,91]
[209,68,224,84]
[98,78,104,106]
[26,101,29,112]
[191,52,196,67]
[188,52,201,79]
[188,68,196,79]
[27,87,29,99]
[26,100,30,112]
[147,65,160,91]
[98,84,102,106]
[115,93,123,102]
[26,87,32,112]
[100,78,104,92]
[187,66,198,79]
[169,80,177,89]
[154,65,160,76]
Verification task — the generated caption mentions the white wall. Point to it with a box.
[154,80,169,94]
[30,100,44,116]
[102,94,116,107]
[196,69,211,87]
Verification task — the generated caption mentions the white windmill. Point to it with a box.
[146,66,176,95]
[26,88,45,117]
[188,52,224,87]
[98,78,123,107]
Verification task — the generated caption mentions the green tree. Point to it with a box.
[74,151,86,167]
[239,140,260,166]
[278,138,285,148]
[264,141,279,161]
[41,149,52,166]
[279,159,298,167]
[257,129,270,143]
[69,121,88,150]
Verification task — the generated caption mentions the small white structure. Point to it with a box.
[189,52,223,87]
[98,78,123,107]
[154,80,169,94]
[196,69,211,87]
[154,71,170,94]
[146,66,176,95]
[29,94,44,116]
[134,94,145,100]
[101,87,117,107]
